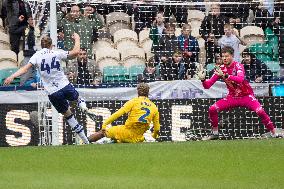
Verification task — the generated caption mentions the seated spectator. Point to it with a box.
[138,57,160,83]
[177,24,199,78]
[154,23,178,62]
[21,68,40,88]
[218,23,246,62]
[208,53,223,78]
[241,48,273,83]
[149,12,165,52]
[160,51,188,80]
[66,48,102,85]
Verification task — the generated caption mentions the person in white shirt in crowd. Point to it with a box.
[217,23,246,62]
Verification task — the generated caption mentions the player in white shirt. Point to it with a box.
[4,33,91,144]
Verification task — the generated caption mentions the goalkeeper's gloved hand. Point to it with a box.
[196,64,206,81]
[214,66,225,77]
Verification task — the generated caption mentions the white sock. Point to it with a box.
[213,130,219,135]
[77,98,88,111]
[66,115,89,144]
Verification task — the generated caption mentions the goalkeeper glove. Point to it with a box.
[196,64,206,81]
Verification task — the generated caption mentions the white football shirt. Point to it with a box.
[29,48,70,94]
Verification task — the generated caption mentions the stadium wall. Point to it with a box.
[0,97,283,147]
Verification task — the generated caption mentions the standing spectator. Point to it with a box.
[58,4,99,59]
[161,1,188,27]
[272,1,284,68]
[82,3,104,43]
[220,0,250,30]
[66,48,102,85]
[218,24,246,62]
[149,12,165,52]
[177,24,199,78]
[153,23,178,62]
[200,3,229,65]
[242,48,273,83]
[20,17,39,87]
[131,0,158,34]
[5,0,32,55]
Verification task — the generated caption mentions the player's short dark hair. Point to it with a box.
[221,46,234,55]
[137,83,150,97]
[41,36,52,49]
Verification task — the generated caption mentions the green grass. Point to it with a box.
[0,140,284,189]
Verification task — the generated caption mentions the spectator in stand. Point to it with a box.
[177,24,199,78]
[5,0,32,56]
[220,0,250,30]
[208,53,223,78]
[200,3,229,65]
[130,0,158,34]
[160,51,188,80]
[254,1,275,30]
[218,23,246,62]
[20,17,39,88]
[138,57,160,83]
[66,48,102,85]
[81,3,104,43]
[272,0,284,70]
[57,4,101,59]
[149,11,165,52]
[153,23,178,62]
[160,1,188,27]
[241,48,273,83]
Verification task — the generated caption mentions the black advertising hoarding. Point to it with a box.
[0,97,283,146]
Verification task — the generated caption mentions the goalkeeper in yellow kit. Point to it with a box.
[88,83,160,143]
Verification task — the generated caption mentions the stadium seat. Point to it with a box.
[0,18,5,33]
[0,32,10,50]
[0,50,18,69]
[121,47,146,68]
[0,68,20,86]
[106,12,131,35]
[129,65,145,81]
[93,39,114,53]
[272,84,284,96]
[264,61,280,77]
[187,10,205,38]
[103,66,129,82]
[139,29,153,53]
[197,38,206,64]
[240,26,264,46]
[187,10,205,22]
[96,47,121,72]
[113,29,139,51]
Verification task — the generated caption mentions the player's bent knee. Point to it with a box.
[209,105,218,114]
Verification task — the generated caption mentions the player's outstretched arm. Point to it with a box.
[3,63,33,86]
[68,33,81,59]
[152,112,160,139]
[101,108,127,129]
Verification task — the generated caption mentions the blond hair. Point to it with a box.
[137,83,150,97]
[41,36,52,49]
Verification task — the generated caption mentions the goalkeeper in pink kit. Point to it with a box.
[197,46,279,140]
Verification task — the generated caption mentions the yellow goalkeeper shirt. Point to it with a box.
[102,96,160,137]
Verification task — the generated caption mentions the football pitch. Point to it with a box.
[0,139,283,189]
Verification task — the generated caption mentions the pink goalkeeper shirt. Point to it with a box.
[202,61,254,97]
